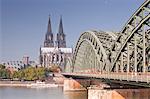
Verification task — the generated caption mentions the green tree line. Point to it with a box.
[0,64,61,81]
[12,67,51,81]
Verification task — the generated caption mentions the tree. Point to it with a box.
[12,71,19,79]
[36,67,46,80]
[11,66,52,81]
[0,64,11,79]
[0,69,11,79]
[0,64,6,69]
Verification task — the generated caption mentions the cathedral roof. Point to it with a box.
[41,47,72,53]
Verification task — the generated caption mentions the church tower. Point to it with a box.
[57,16,66,48]
[44,16,54,47]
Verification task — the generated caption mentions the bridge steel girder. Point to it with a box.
[110,0,150,73]
[65,57,73,73]
[64,0,150,87]
[72,30,116,73]
[66,0,150,74]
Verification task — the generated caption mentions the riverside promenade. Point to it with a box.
[0,74,65,87]
[0,81,34,87]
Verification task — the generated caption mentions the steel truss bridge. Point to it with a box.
[64,0,150,87]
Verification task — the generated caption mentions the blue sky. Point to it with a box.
[1,0,144,62]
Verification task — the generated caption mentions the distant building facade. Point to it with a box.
[22,56,29,66]
[39,16,73,69]
[1,56,36,71]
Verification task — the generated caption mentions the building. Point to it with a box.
[1,56,37,71]
[22,56,29,66]
[39,16,73,70]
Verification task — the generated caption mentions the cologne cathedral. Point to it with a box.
[39,16,73,70]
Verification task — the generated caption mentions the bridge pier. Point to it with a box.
[88,87,150,99]
[63,78,90,91]
[88,87,124,99]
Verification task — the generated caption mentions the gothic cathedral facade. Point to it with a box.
[39,16,73,70]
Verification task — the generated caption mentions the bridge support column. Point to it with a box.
[63,78,90,91]
[88,87,150,99]
[88,87,124,99]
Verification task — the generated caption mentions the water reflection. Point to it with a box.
[0,87,87,99]
[0,87,149,99]
[64,91,87,99]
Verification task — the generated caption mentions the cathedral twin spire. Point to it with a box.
[44,16,66,48]
[47,16,52,33]
[58,16,63,34]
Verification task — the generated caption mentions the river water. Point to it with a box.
[0,87,87,99]
[0,87,150,99]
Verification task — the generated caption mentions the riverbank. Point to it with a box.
[0,80,63,87]
[0,73,65,87]
[0,81,33,87]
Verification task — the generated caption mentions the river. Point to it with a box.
[0,87,87,99]
[0,87,150,99]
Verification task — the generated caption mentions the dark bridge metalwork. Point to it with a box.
[64,0,150,87]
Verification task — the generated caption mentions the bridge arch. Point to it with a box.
[110,0,150,73]
[63,0,150,87]
[72,30,116,73]
[67,0,150,74]
[65,57,73,73]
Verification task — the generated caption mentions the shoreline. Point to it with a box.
[0,81,63,87]
[0,81,32,87]
[0,83,29,87]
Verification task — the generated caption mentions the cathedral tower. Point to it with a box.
[40,16,73,69]
[44,16,54,47]
[57,16,66,48]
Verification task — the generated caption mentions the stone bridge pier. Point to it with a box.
[63,78,91,91]
[63,78,110,91]
[63,78,150,99]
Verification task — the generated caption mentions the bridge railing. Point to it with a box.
[64,72,150,83]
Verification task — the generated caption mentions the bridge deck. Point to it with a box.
[63,72,150,84]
